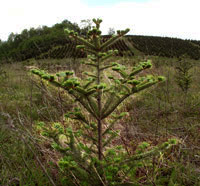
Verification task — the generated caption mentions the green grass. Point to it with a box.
[0,62,71,185]
[0,115,54,185]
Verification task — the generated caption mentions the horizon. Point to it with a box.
[0,0,200,41]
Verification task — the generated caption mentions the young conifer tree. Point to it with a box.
[175,59,193,94]
[32,18,167,160]
[32,18,178,185]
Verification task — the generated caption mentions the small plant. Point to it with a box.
[32,18,176,185]
[175,58,193,94]
[175,58,193,110]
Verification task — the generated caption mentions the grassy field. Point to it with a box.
[0,56,200,185]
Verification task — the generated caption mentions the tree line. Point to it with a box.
[0,19,200,62]
[0,20,84,62]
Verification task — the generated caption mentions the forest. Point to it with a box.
[0,18,200,186]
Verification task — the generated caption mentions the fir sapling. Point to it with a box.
[32,18,177,185]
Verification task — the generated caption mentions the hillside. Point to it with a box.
[0,20,200,62]
[36,35,200,60]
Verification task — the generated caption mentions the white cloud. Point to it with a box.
[0,0,200,41]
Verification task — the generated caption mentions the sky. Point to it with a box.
[83,0,149,6]
[0,0,200,41]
